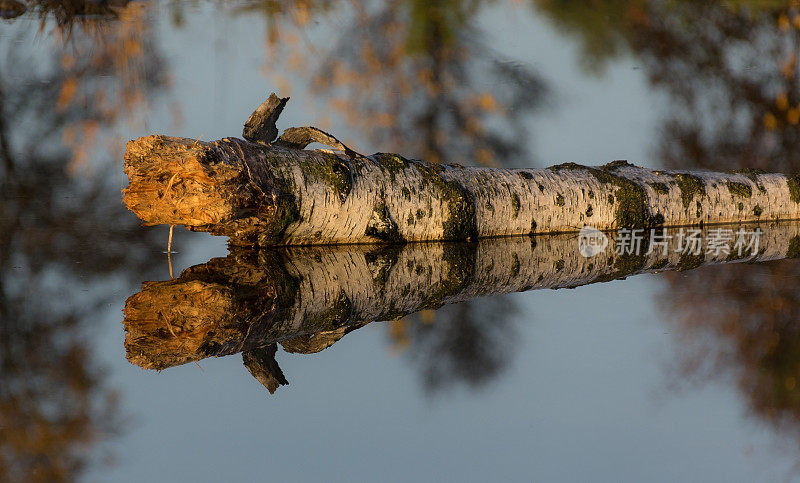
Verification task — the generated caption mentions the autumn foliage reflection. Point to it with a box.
[0,3,166,481]
[650,3,800,452]
[538,0,800,455]
[267,1,548,167]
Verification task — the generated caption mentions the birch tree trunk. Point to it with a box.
[122,97,800,247]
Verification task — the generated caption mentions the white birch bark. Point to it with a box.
[123,135,800,246]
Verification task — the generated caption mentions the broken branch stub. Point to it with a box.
[242,93,288,144]
[123,95,800,247]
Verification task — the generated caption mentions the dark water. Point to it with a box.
[3,1,800,481]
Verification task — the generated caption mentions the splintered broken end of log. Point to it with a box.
[122,134,254,234]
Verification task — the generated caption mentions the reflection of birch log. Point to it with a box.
[123,95,800,247]
[123,223,800,392]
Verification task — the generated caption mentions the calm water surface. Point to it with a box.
[2,1,800,481]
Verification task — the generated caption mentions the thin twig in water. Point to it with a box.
[168,251,174,279]
[168,224,174,252]
[167,225,175,279]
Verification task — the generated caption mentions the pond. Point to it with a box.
[2,1,800,481]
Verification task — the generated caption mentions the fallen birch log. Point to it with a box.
[123,94,800,247]
[123,222,800,392]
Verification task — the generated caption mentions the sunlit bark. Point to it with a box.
[123,131,800,246]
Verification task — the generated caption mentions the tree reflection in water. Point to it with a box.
[12,0,800,477]
[537,0,800,461]
[0,4,166,480]
[647,4,800,456]
[395,298,518,394]
[0,2,543,477]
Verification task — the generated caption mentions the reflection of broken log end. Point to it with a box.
[122,276,247,370]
